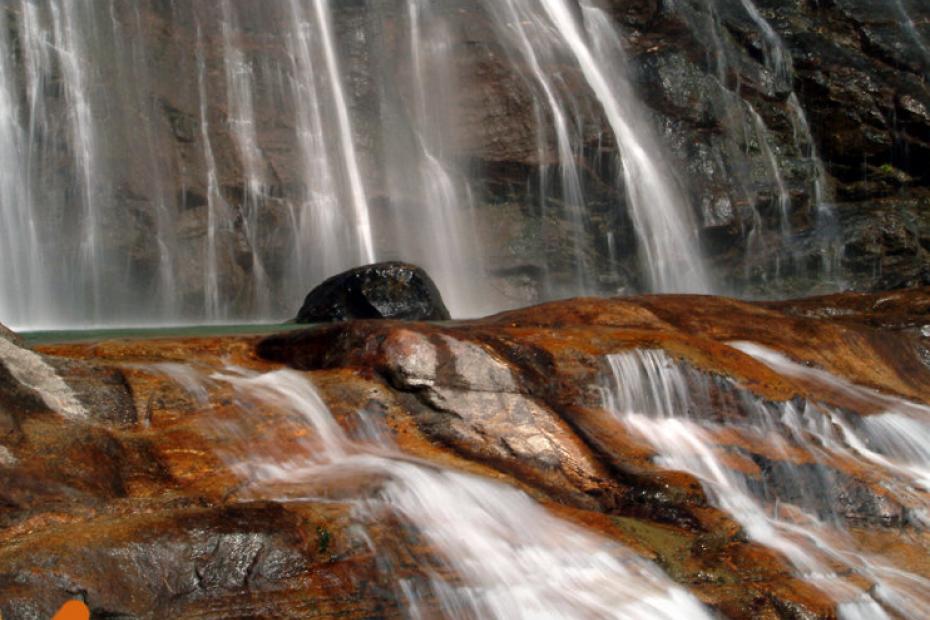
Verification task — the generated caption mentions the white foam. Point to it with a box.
[0,445,16,467]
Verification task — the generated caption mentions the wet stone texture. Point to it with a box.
[5,1,930,309]
[3,289,930,617]
[295,261,452,323]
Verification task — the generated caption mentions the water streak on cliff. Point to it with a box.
[3,0,923,327]
[0,0,718,328]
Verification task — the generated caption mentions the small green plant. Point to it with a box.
[316,525,331,554]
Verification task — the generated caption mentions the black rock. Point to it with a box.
[295,262,451,323]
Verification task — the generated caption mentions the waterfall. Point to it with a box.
[0,0,722,328]
[578,2,711,293]
[113,2,178,318]
[50,1,103,317]
[284,0,351,281]
[894,0,930,73]
[0,8,45,327]
[731,0,846,289]
[3,0,915,328]
[160,364,713,619]
[309,0,375,266]
[483,1,592,292]
[485,0,711,293]
[195,27,225,321]
[747,106,790,235]
[378,0,488,313]
[734,0,791,90]
[603,348,930,618]
[0,0,108,328]
[220,0,272,316]
[1,0,187,327]
[660,0,852,294]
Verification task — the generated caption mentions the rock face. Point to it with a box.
[295,262,451,323]
[0,323,18,345]
[4,0,930,324]
[3,289,930,617]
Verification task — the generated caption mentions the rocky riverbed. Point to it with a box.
[2,288,930,618]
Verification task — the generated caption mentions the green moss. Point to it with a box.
[612,517,691,576]
[878,163,896,175]
[612,516,737,585]
[316,525,331,554]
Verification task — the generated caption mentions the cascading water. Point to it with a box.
[484,0,711,294]
[747,106,790,235]
[157,363,711,619]
[307,0,375,266]
[0,9,44,327]
[1,1,104,327]
[734,0,790,89]
[731,342,930,492]
[4,3,930,615]
[50,1,103,316]
[731,0,846,289]
[374,0,490,313]
[482,0,595,293]
[3,0,921,328]
[668,0,847,293]
[220,0,272,317]
[603,347,930,618]
[893,0,930,73]
[196,26,226,321]
[0,0,717,329]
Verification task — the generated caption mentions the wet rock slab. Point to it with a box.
[3,289,930,617]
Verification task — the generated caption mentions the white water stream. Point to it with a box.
[0,0,918,327]
[164,364,711,619]
[604,347,930,618]
[0,0,718,328]
[486,0,711,293]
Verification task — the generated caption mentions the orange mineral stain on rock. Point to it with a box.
[2,288,929,618]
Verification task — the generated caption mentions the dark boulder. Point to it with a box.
[295,262,451,323]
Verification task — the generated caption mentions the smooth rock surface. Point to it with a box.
[295,262,451,323]
[3,289,930,618]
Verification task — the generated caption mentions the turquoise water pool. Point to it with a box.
[21,323,307,345]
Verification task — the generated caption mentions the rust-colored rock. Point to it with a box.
[2,289,930,618]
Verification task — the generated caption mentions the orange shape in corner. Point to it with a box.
[51,600,90,620]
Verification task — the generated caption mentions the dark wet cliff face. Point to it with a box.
[519,0,930,297]
[364,0,930,296]
[1,0,928,327]
[618,0,930,294]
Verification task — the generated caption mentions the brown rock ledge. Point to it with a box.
[2,288,929,618]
